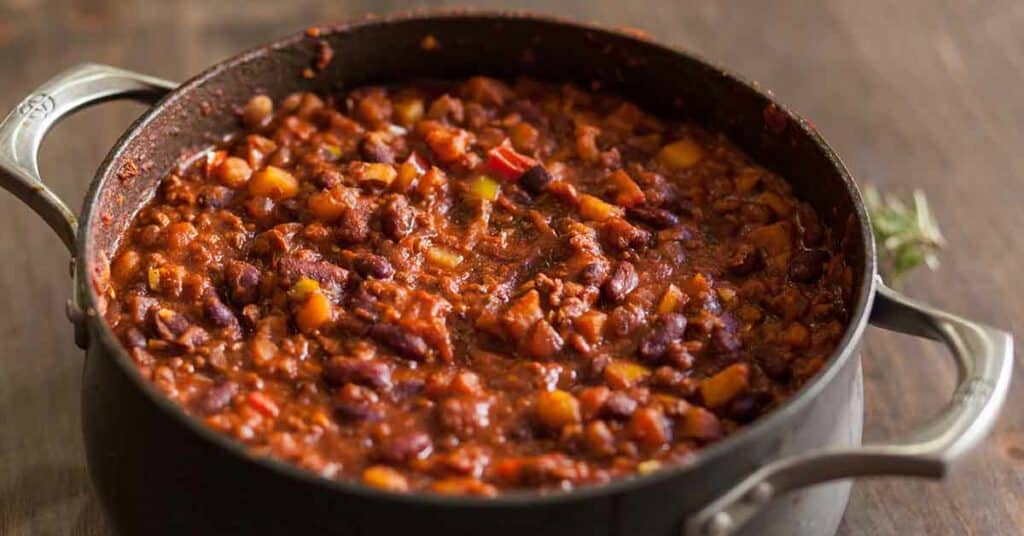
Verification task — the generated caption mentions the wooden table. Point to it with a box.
[1,1,1020,534]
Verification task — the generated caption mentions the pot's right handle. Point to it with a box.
[685,277,1013,536]
[0,63,175,252]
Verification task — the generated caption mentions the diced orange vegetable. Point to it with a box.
[781,322,810,348]
[536,389,581,430]
[609,169,646,207]
[510,122,539,152]
[735,167,762,193]
[578,193,623,221]
[628,407,669,448]
[678,406,722,440]
[307,188,349,221]
[747,222,792,256]
[426,246,463,269]
[657,284,687,314]
[637,460,662,474]
[604,359,651,389]
[394,98,425,126]
[363,465,410,492]
[295,291,332,332]
[249,165,299,199]
[503,290,544,340]
[577,386,611,419]
[429,477,498,496]
[288,277,320,301]
[467,175,500,201]
[147,266,161,291]
[756,191,792,217]
[699,363,750,408]
[658,138,703,170]
[524,319,564,359]
[681,273,713,300]
[574,310,607,344]
[394,156,426,193]
[355,163,397,186]
[215,156,253,189]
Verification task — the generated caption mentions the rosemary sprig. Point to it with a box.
[864,185,944,284]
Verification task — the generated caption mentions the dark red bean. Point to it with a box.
[626,206,679,229]
[638,313,688,362]
[375,430,433,463]
[727,391,773,422]
[602,261,638,303]
[368,324,429,361]
[380,195,415,240]
[196,381,238,415]
[788,249,830,283]
[577,260,609,287]
[711,325,742,354]
[150,308,190,341]
[124,327,147,348]
[354,254,394,279]
[323,356,392,390]
[225,261,261,305]
[359,133,396,163]
[203,294,237,328]
[728,244,763,276]
[602,392,638,419]
[759,349,792,382]
[520,165,552,195]
[334,400,385,422]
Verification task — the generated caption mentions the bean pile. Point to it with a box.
[103,76,851,495]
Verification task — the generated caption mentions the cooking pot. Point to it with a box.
[0,12,1012,536]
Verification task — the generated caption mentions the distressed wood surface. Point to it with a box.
[0,1,1021,534]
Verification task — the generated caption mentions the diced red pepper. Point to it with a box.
[247,391,280,417]
[486,139,537,181]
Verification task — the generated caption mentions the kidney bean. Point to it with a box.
[368,324,430,361]
[788,249,830,283]
[727,391,773,423]
[196,381,239,415]
[601,261,638,303]
[380,195,415,240]
[224,261,261,305]
[728,243,763,276]
[626,206,679,229]
[203,294,237,328]
[354,254,394,279]
[602,392,638,419]
[375,430,432,463]
[359,132,396,163]
[577,260,609,287]
[637,313,688,362]
[520,165,552,194]
[323,356,392,390]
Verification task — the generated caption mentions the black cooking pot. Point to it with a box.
[0,12,1012,536]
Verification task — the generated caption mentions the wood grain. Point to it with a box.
[0,1,1020,534]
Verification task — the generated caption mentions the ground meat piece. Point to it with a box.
[438,397,491,439]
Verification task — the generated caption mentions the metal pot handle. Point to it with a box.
[685,277,1013,536]
[0,63,175,252]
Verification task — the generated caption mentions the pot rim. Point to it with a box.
[76,9,878,508]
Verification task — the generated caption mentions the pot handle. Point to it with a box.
[0,63,175,252]
[684,277,1013,536]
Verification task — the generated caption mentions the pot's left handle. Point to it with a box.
[0,63,176,252]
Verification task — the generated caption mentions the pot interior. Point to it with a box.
[80,10,874,488]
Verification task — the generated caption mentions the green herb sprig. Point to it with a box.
[864,185,944,284]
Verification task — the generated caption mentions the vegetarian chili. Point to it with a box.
[103,76,851,495]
